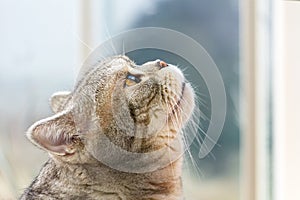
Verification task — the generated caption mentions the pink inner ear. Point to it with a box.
[36,130,71,155]
[44,144,69,155]
[28,110,76,155]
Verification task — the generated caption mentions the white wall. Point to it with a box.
[282,1,300,199]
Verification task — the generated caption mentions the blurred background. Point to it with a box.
[0,0,240,199]
[0,0,299,200]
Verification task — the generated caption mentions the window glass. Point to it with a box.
[0,0,240,199]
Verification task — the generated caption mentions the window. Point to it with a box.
[2,0,297,199]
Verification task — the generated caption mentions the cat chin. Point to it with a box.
[179,82,195,124]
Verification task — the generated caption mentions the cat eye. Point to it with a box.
[125,73,141,87]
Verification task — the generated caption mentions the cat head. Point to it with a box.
[27,55,195,168]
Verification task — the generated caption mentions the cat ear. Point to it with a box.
[26,110,79,156]
[50,91,72,113]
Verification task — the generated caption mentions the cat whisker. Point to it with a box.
[103,23,118,56]
[165,89,219,162]
[72,31,93,51]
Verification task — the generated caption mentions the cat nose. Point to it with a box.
[157,60,168,69]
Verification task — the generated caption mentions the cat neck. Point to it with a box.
[21,157,183,199]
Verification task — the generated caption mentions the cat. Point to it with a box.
[20,55,195,199]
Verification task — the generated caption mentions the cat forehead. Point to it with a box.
[85,56,134,79]
[110,55,134,66]
[96,57,161,74]
[107,57,159,70]
[80,56,166,86]
[102,56,135,71]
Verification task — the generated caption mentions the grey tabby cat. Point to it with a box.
[21,55,195,200]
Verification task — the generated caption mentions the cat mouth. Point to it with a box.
[171,82,186,115]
